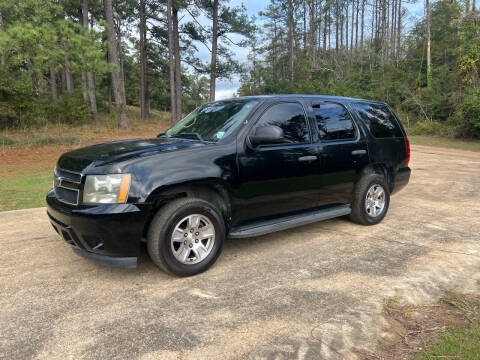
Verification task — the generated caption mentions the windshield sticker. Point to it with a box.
[216,131,225,139]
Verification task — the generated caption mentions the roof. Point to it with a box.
[223,94,385,104]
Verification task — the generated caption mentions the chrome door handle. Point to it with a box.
[352,150,367,155]
[298,156,318,162]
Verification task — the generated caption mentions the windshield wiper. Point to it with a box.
[174,132,205,142]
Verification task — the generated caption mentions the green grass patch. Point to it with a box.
[409,135,480,152]
[0,134,80,148]
[0,174,52,211]
[0,134,15,146]
[414,294,480,360]
[414,323,480,359]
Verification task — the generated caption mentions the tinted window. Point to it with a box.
[253,102,309,144]
[314,102,355,141]
[354,102,403,138]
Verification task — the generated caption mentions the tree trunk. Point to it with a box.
[79,7,88,103]
[50,66,58,101]
[382,0,387,59]
[116,16,127,112]
[426,0,432,88]
[335,1,339,53]
[81,72,88,102]
[108,80,112,113]
[391,0,396,59]
[355,0,359,48]
[397,0,402,61]
[210,0,219,102]
[65,62,74,93]
[361,0,365,47]
[288,0,294,80]
[83,0,97,123]
[139,0,148,120]
[0,11,5,67]
[104,0,128,127]
[317,0,322,56]
[167,0,176,122]
[87,72,97,123]
[323,5,328,54]
[173,6,182,120]
[60,68,66,91]
[309,0,316,65]
[342,2,346,50]
[350,0,354,54]
[303,1,307,48]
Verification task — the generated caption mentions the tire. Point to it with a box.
[147,197,225,276]
[349,172,390,226]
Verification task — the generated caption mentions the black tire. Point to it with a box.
[349,172,390,226]
[147,197,225,276]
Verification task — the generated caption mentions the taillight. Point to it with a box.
[404,137,410,166]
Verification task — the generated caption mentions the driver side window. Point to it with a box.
[253,102,310,144]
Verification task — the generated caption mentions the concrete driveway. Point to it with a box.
[1,145,480,360]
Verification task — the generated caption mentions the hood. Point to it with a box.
[57,137,206,173]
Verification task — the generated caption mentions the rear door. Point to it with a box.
[310,101,370,206]
[352,102,407,167]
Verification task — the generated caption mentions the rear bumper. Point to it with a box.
[46,189,150,267]
[392,166,411,194]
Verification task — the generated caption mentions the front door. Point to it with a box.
[235,101,320,223]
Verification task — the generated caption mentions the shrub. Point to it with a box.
[408,121,454,137]
[451,89,480,138]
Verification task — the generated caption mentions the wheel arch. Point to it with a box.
[359,163,394,193]
[143,179,233,236]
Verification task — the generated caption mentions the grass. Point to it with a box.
[415,325,480,359]
[0,173,52,212]
[409,135,480,152]
[414,294,480,360]
[0,134,79,147]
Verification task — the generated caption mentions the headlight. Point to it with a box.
[83,174,131,204]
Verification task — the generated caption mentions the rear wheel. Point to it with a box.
[147,198,225,276]
[349,173,390,225]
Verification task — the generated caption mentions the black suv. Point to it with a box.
[47,95,411,276]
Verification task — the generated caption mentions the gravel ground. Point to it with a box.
[1,144,479,360]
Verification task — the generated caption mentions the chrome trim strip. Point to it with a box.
[54,167,83,184]
[56,166,83,176]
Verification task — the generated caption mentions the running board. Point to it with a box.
[228,205,351,239]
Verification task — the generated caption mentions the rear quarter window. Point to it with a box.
[353,102,404,138]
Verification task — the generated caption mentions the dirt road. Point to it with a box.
[1,145,479,360]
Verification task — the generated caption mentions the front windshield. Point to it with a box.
[165,99,259,142]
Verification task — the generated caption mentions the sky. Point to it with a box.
[196,0,426,100]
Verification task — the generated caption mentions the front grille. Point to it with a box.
[54,167,82,205]
[55,186,79,205]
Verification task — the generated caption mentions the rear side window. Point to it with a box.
[313,102,355,141]
[353,102,404,138]
[253,102,310,144]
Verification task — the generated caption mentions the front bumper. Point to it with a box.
[46,189,150,268]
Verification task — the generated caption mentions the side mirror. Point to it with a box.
[248,125,284,147]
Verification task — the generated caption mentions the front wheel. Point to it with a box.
[147,198,225,276]
[349,173,390,226]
